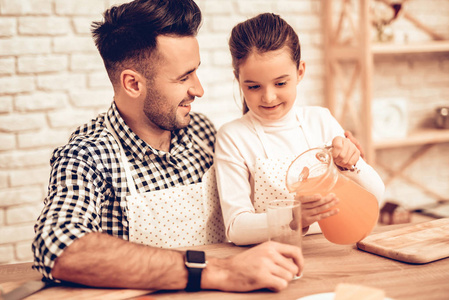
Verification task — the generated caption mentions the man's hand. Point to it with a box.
[296,193,339,230]
[331,136,360,169]
[202,241,303,292]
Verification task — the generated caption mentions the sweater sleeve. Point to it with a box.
[315,108,385,203]
[340,158,385,204]
[214,121,270,245]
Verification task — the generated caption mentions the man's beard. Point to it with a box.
[143,85,191,131]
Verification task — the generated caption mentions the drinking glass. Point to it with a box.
[267,199,302,279]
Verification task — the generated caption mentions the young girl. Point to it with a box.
[215,13,385,245]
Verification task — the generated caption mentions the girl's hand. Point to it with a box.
[344,130,365,159]
[331,136,360,169]
[295,193,339,231]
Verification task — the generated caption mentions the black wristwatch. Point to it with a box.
[184,250,207,292]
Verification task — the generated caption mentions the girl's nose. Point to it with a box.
[262,87,276,103]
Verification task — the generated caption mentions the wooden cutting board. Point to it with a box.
[357,218,449,264]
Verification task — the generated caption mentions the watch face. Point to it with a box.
[186,250,205,263]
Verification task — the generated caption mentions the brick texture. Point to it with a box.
[0,0,448,265]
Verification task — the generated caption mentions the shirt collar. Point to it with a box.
[106,102,193,161]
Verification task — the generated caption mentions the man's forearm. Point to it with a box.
[51,234,304,292]
[51,232,187,290]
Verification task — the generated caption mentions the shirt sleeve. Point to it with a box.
[32,144,107,280]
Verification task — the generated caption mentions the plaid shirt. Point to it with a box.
[32,102,216,280]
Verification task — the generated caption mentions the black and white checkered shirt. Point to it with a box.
[32,102,216,280]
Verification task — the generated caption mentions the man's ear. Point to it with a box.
[120,69,144,98]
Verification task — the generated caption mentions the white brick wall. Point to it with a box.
[0,0,447,264]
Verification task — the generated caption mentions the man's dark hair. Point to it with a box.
[91,0,202,86]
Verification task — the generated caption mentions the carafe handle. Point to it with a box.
[323,145,360,173]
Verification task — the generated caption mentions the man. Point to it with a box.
[32,0,303,293]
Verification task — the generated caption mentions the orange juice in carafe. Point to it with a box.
[286,147,379,245]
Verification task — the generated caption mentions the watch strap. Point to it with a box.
[185,250,205,292]
[185,266,202,292]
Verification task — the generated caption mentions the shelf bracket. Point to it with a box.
[377,144,448,202]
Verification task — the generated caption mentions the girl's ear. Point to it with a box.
[233,70,239,81]
[120,69,144,98]
[297,61,306,84]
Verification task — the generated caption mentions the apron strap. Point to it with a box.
[295,108,312,149]
[250,117,273,158]
[104,116,139,196]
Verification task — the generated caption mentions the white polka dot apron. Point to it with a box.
[250,114,321,234]
[105,118,226,248]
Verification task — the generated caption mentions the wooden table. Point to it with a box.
[1,220,448,300]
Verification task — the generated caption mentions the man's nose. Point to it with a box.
[188,73,204,97]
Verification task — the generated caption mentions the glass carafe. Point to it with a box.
[285,147,379,245]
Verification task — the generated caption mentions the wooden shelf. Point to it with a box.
[323,0,448,203]
[374,129,449,149]
[372,40,449,55]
